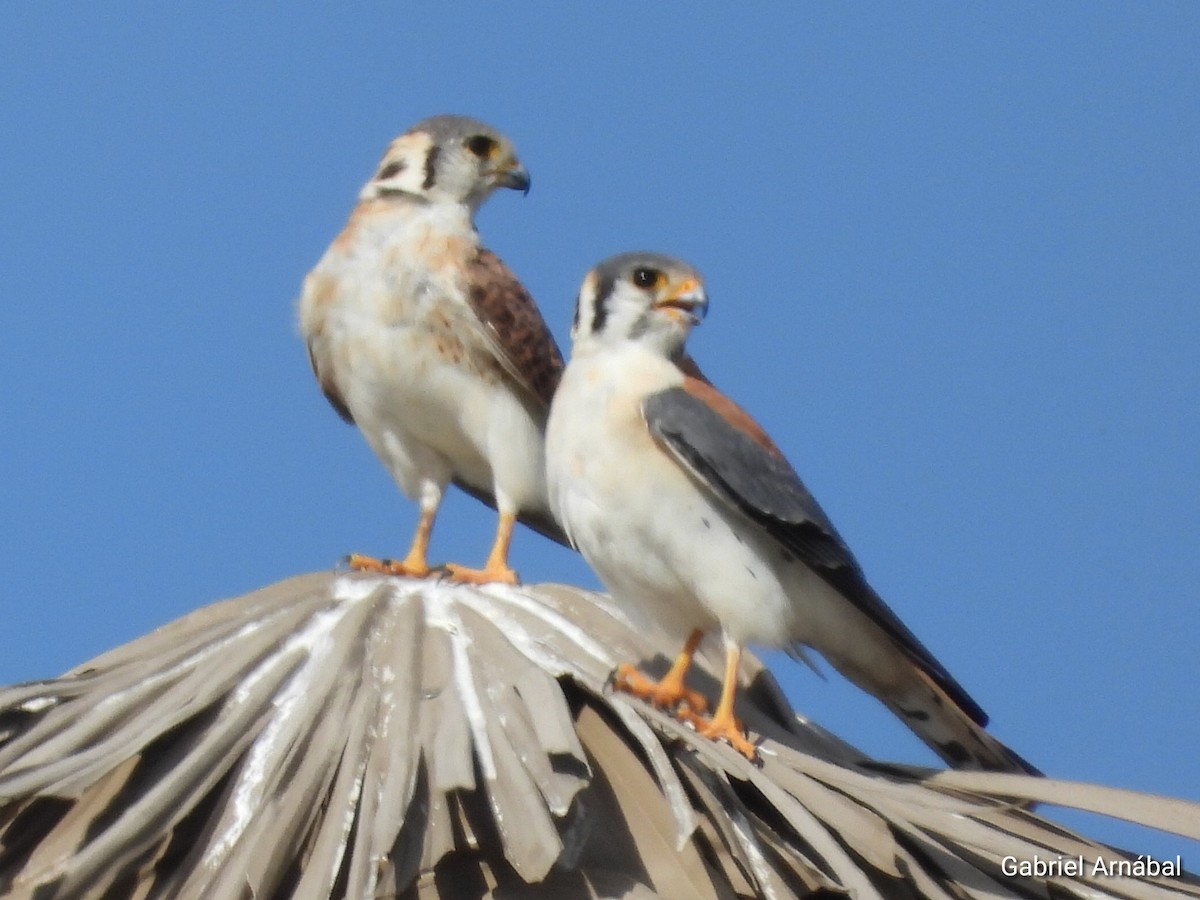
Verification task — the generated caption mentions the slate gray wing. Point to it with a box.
[463,249,564,407]
[643,385,988,726]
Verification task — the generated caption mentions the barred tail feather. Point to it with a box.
[884,667,1040,775]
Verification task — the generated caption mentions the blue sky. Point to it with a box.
[3,4,1197,863]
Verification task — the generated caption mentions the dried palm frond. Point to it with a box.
[1,573,1196,898]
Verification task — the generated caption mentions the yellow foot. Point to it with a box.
[613,663,709,717]
[344,553,431,579]
[442,562,519,586]
[696,711,757,761]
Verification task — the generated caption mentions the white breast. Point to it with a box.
[546,345,801,647]
[300,200,548,512]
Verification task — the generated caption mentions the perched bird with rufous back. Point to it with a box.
[299,115,567,584]
[545,252,1037,772]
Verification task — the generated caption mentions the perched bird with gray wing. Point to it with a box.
[299,115,567,584]
[545,251,1037,772]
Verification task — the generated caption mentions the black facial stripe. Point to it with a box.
[377,161,405,180]
[591,272,614,334]
[422,145,440,190]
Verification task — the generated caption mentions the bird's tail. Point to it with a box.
[880,667,1040,775]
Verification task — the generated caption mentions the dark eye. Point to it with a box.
[466,135,497,158]
[631,268,660,289]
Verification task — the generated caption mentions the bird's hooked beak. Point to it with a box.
[495,158,531,196]
[655,277,708,325]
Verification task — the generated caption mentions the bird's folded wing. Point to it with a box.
[463,249,565,408]
[642,384,988,726]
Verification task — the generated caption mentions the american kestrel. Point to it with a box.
[299,115,566,585]
[545,252,1035,771]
